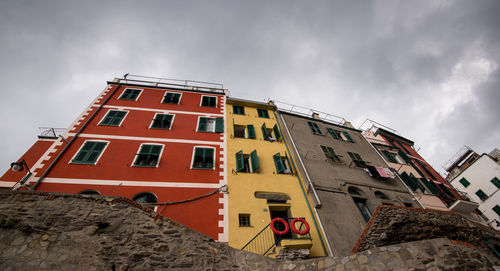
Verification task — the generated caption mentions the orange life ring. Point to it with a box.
[290,218,310,235]
[270,218,289,236]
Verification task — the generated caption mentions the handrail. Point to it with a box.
[114,74,227,94]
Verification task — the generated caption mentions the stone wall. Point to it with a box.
[1,191,499,270]
[352,205,500,254]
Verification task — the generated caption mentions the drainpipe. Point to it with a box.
[278,112,335,257]
[32,82,123,190]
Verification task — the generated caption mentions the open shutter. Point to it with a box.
[250,150,259,172]
[261,123,268,139]
[235,151,244,172]
[327,128,339,139]
[273,124,281,141]
[215,118,224,133]
[273,153,285,173]
[400,172,418,191]
[343,131,354,143]
[398,149,411,163]
[198,118,207,132]
[247,125,256,139]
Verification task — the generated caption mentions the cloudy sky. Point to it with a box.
[1,0,499,175]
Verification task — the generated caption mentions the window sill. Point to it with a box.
[239,225,253,227]
[191,167,214,170]
[118,99,138,101]
[133,165,158,168]
[151,127,171,130]
[70,161,97,165]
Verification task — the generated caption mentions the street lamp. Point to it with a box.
[10,159,32,174]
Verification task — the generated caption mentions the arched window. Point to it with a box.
[348,186,371,222]
[374,191,389,200]
[348,187,363,196]
[78,189,101,196]
[132,192,158,204]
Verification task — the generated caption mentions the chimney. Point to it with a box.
[343,121,355,129]
[312,112,320,120]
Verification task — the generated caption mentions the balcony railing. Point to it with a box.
[38,127,66,139]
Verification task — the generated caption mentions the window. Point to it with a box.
[261,123,281,141]
[78,190,100,196]
[327,128,340,139]
[320,145,341,163]
[493,205,500,217]
[491,177,500,188]
[382,150,398,163]
[198,117,224,133]
[234,125,246,138]
[133,144,163,167]
[475,189,488,201]
[400,172,419,192]
[100,110,127,126]
[239,214,251,227]
[341,131,355,143]
[257,109,269,118]
[133,192,158,204]
[233,105,245,115]
[162,92,181,104]
[72,141,107,164]
[235,150,259,173]
[459,177,470,188]
[348,152,366,167]
[374,191,389,200]
[201,96,217,107]
[273,153,291,174]
[119,88,142,101]
[151,114,173,129]
[192,147,215,169]
[307,121,322,134]
[353,198,371,222]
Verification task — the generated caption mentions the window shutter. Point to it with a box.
[247,125,256,139]
[422,179,439,194]
[398,149,411,163]
[251,150,259,172]
[343,131,354,143]
[273,153,285,173]
[215,118,224,133]
[400,172,418,191]
[261,123,268,139]
[198,118,207,132]
[327,128,339,139]
[273,124,281,141]
[235,151,244,172]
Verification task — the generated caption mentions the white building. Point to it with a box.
[449,153,500,230]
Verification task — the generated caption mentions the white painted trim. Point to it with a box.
[98,109,129,127]
[190,146,217,170]
[131,143,165,168]
[200,95,218,108]
[118,87,144,101]
[0,181,16,187]
[100,105,224,117]
[66,133,223,146]
[70,140,110,165]
[149,113,175,130]
[37,138,57,142]
[162,91,182,104]
[196,116,217,133]
[40,177,221,188]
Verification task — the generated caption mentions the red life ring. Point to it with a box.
[290,218,310,235]
[270,218,289,236]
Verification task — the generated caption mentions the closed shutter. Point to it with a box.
[343,131,354,143]
[247,125,256,139]
[215,118,224,133]
[327,128,339,139]
[261,123,268,139]
[251,150,259,172]
[398,149,412,163]
[273,153,285,173]
[235,151,244,172]
[273,124,281,141]
[422,179,440,194]
[400,172,418,191]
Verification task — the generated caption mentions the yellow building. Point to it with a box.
[226,98,328,258]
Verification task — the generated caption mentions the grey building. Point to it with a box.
[275,109,419,257]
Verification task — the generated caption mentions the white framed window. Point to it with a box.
[190,146,216,170]
[197,116,224,133]
[119,88,143,101]
[150,113,175,130]
[70,140,110,165]
[162,91,182,104]
[99,110,129,127]
[200,95,217,107]
[132,143,164,167]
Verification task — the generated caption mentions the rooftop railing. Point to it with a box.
[273,100,346,126]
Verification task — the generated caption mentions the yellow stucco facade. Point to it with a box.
[226,98,328,258]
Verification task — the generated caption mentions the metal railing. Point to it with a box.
[272,100,346,126]
[38,127,66,139]
[241,217,311,256]
[114,74,227,94]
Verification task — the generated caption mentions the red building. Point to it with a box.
[0,76,228,241]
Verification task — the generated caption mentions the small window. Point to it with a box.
[162,92,181,104]
[327,128,340,140]
[236,150,259,173]
[78,189,100,196]
[133,192,158,204]
[348,152,367,168]
[133,144,163,167]
[100,110,127,126]
[353,197,371,222]
[493,205,500,216]
[257,109,269,118]
[151,114,173,129]
[119,88,142,101]
[233,105,245,115]
[192,147,215,169]
[475,189,488,201]
[374,191,389,200]
[72,141,107,164]
[201,96,217,107]
[382,150,398,163]
[234,125,246,138]
[261,123,281,142]
[273,153,291,174]
[341,131,355,143]
[320,145,342,163]
[198,117,224,133]
[459,177,470,188]
[491,177,500,188]
[239,214,251,227]
[307,121,322,134]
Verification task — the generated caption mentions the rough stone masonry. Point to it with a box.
[1,190,499,270]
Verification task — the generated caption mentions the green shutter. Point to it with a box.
[493,205,500,216]
[247,125,256,139]
[459,177,470,188]
[261,123,268,139]
[235,151,244,172]
[251,150,259,172]
[73,141,107,164]
[327,128,340,139]
[491,177,500,188]
[273,124,281,141]
[422,179,440,194]
[343,131,354,143]
[198,118,207,132]
[273,153,285,173]
[398,149,412,163]
[215,118,224,133]
[382,150,397,163]
[400,172,419,191]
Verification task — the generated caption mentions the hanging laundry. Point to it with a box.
[383,167,395,178]
[375,166,390,178]
[363,168,372,177]
[366,166,381,178]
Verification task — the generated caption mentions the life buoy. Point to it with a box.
[290,218,310,235]
[270,218,289,235]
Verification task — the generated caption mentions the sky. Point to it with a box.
[0,0,499,176]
